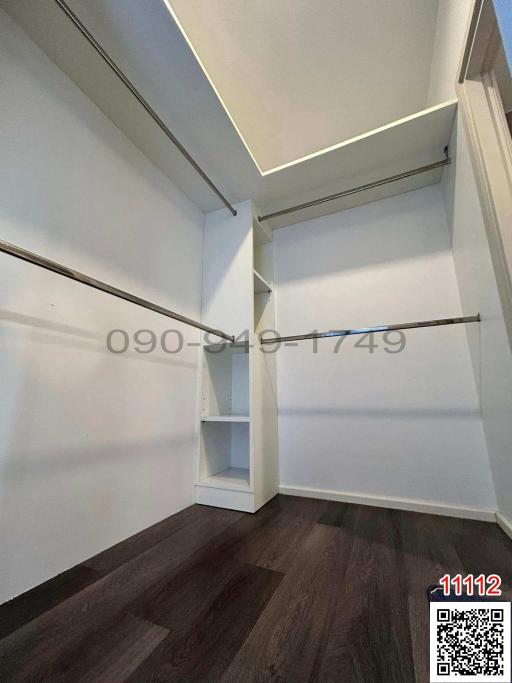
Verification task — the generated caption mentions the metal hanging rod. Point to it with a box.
[0,239,235,342]
[53,0,237,217]
[258,158,451,222]
[260,315,480,344]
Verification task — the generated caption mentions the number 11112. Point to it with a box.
[439,574,502,596]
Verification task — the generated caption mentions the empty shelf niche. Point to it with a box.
[201,342,249,420]
[253,221,274,332]
[198,421,250,491]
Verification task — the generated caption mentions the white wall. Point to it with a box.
[0,8,204,602]
[273,185,496,515]
[442,112,512,524]
[427,0,473,106]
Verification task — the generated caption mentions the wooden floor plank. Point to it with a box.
[1,496,511,682]
[126,494,320,633]
[253,495,329,572]
[398,510,466,683]
[314,506,415,683]
[126,495,285,630]
[130,564,283,682]
[83,504,203,575]
[0,564,100,640]
[45,613,168,683]
[318,500,351,527]
[449,517,512,601]
[222,521,345,682]
[125,497,329,679]
[0,507,241,682]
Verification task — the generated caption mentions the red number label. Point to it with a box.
[439,574,502,597]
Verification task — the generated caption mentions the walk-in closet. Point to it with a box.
[0,1,511,680]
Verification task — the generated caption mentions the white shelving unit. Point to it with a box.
[195,202,279,513]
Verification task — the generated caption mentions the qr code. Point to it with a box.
[430,602,511,681]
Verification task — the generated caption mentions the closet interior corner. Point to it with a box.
[2,1,512,677]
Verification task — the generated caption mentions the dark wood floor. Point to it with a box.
[1,495,511,682]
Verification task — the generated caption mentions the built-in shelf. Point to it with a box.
[196,206,278,513]
[254,269,272,294]
[201,415,250,422]
[197,467,251,491]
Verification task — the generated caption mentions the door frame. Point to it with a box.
[458,0,512,352]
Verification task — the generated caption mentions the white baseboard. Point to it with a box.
[278,485,497,522]
[496,512,512,540]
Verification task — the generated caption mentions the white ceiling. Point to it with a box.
[167,0,440,172]
[3,0,455,228]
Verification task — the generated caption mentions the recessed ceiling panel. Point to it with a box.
[168,0,439,172]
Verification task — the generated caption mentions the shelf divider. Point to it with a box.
[201,415,250,423]
[197,467,251,491]
[253,269,272,293]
